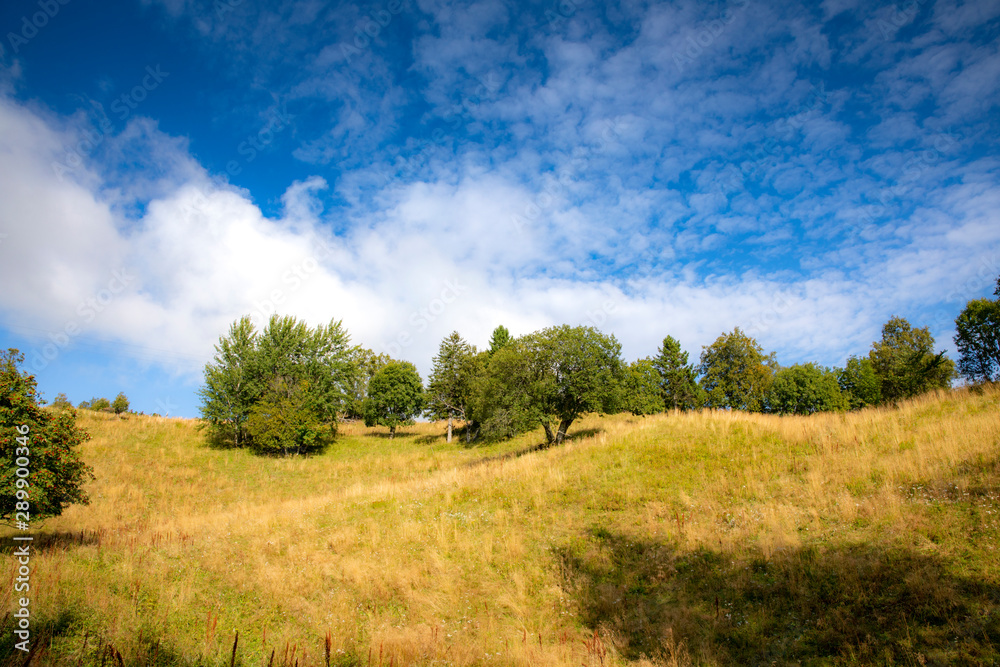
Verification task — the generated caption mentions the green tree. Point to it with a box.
[698,328,776,412]
[199,315,355,450]
[245,377,331,456]
[77,399,91,410]
[426,332,478,442]
[344,347,392,420]
[50,393,73,411]
[836,356,882,409]
[1,349,94,522]
[954,277,1000,383]
[768,363,848,415]
[869,316,955,402]
[89,397,111,412]
[622,358,663,416]
[652,335,704,410]
[487,325,513,355]
[111,392,130,415]
[199,316,261,448]
[363,361,424,439]
[481,325,624,446]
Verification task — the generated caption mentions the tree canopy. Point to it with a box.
[653,335,703,411]
[199,315,355,454]
[1,349,94,522]
[363,361,425,438]
[768,363,848,415]
[869,316,955,402]
[954,277,1000,383]
[698,328,776,412]
[425,332,478,442]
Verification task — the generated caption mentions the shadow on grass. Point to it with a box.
[0,529,105,555]
[466,427,606,467]
[556,528,1000,666]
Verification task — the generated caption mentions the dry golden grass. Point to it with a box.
[3,385,999,665]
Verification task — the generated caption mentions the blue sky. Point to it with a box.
[0,0,998,417]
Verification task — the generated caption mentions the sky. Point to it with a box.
[0,0,998,417]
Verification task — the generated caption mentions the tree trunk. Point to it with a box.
[447,413,453,443]
[555,418,573,445]
[389,425,395,439]
[542,422,555,446]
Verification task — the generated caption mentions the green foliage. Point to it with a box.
[836,355,882,409]
[0,349,94,521]
[652,335,704,410]
[467,345,538,442]
[363,361,425,438]
[344,347,393,420]
[50,393,73,411]
[622,358,663,416]
[698,327,776,412]
[111,392,130,415]
[472,325,624,445]
[487,325,512,355]
[870,316,956,402]
[245,377,332,456]
[199,315,355,453]
[88,397,111,412]
[426,332,478,441]
[768,363,848,415]
[954,279,1000,383]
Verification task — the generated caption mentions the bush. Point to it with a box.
[0,349,94,522]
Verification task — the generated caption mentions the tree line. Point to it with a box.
[197,276,1000,454]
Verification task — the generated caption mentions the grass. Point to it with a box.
[2,386,999,666]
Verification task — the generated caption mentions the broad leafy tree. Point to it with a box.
[199,315,355,451]
[836,356,882,409]
[768,363,848,415]
[245,377,331,456]
[698,328,776,412]
[869,316,955,402]
[1,349,94,522]
[112,392,130,415]
[652,335,703,410]
[363,361,425,438]
[426,332,478,442]
[344,347,393,420]
[954,277,1000,383]
[478,325,624,446]
[50,393,73,411]
[622,358,664,416]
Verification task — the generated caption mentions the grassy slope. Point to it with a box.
[2,386,999,666]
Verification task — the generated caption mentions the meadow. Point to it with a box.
[2,386,999,666]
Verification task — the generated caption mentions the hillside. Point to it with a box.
[3,386,999,666]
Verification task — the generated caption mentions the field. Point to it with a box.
[2,386,1000,666]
